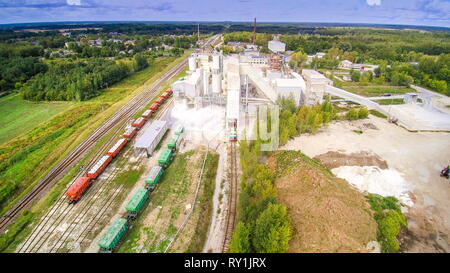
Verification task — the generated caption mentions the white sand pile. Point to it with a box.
[170,103,225,143]
[332,166,414,207]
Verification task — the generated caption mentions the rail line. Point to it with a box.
[17,98,174,253]
[0,56,187,234]
[222,142,238,253]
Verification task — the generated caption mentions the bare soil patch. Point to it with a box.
[269,151,377,253]
[314,151,388,169]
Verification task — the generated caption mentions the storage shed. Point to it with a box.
[134,120,168,156]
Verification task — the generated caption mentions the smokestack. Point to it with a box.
[252,18,256,44]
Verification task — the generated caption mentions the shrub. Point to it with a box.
[358,107,369,119]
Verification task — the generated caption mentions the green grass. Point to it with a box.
[369,109,388,119]
[0,53,191,252]
[375,98,405,105]
[343,86,415,97]
[0,94,71,144]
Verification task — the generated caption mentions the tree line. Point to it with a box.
[21,54,149,101]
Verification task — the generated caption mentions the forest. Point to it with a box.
[21,54,148,101]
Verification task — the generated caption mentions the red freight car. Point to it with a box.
[161,90,172,99]
[123,127,137,139]
[132,117,146,128]
[166,88,173,96]
[149,103,159,111]
[107,138,128,158]
[155,97,165,105]
[66,176,92,203]
[141,109,152,119]
[87,155,112,180]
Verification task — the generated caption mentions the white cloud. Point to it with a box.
[67,0,81,6]
[366,0,381,6]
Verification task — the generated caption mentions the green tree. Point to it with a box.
[252,203,292,253]
[229,222,252,253]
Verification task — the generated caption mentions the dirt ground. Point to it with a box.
[202,143,229,253]
[269,151,378,253]
[314,151,388,169]
[281,115,450,252]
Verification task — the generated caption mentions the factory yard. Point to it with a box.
[281,115,450,252]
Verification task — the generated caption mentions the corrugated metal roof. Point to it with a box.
[134,120,167,149]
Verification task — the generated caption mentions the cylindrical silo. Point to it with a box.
[212,54,220,70]
[188,55,197,71]
[212,72,222,94]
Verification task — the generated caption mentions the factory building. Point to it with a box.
[171,38,331,142]
[301,69,333,105]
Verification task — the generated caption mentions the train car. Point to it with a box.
[125,188,149,219]
[145,166,164,191]
[132,117,146,129]
[158,148,173,169]
[229,134,237,142]
[155,97,165,105]
[123,127,137,139]
[107,138,128,158]
[160,89,172,99]
[87,155,112,180]
[141,109,152,119]
[149,102,159,111]
[174,125,184,136]
[167,134,180,150]
[66,176,92,204]
[98,218,128,253]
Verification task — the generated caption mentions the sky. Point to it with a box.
[0,0,449,28]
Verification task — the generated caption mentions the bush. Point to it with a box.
[252,203,292,253]
[345,108,359,120]
[358,107,369,119]
[367,194,407,253]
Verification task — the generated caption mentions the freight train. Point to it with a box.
[65,89,173,204]
[98,125,184,253]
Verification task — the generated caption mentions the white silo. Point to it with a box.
[188,55,197,71]
[212,54,220,71]
[212,72,222,94]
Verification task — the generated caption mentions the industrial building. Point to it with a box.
[134,120,168,156]
[170,37,331,141]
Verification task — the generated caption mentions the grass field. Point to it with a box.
[0,95,71,144]
[342,86,416,97]
[0,52,192,252]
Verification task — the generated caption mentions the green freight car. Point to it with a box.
[158,148,173,168]
[167,134,180,150]
[125,188,149,219]
[98,218,128,253]
[145,166,164,191]
[175,125,184,135]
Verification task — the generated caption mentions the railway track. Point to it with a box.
[0,57,187,234]
[17,98,175,253]
[222,142,238,253]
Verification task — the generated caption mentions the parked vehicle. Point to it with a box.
[158,148,174,169]
[150,102,159,111]
[141,109,152,119]
[87,155,112,180]
[123,127,137,139]
[174,125,184,135]
[125,188,149,219]
[107,138,128,158]
[98,218,128,253]
[132,117,146,129]
[66,177,92,204]
[145,166,164,191]
[167,134,180,150]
